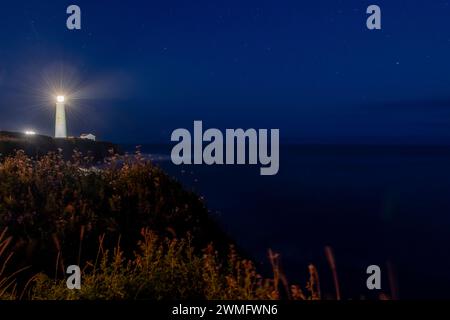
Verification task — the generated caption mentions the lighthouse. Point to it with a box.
[55,95,67,138]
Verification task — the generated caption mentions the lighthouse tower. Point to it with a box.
[55,95,67,138]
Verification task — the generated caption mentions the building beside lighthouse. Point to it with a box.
[55,95,67,138]
[80,133,96,141]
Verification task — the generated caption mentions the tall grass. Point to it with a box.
[0,150,227,277]
[0,151,319,300]
[30,229,319,300]
[0,228,30,299]
[0,150,392,300]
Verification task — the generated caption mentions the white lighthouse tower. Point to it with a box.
[55,95,67,138]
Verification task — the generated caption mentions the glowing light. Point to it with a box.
[57,95,65,103]
[24,130,36,135]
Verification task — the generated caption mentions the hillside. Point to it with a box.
[0,131,120,161]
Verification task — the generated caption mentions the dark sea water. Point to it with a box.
[123,144,450,299]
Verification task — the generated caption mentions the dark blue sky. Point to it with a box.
[1,0,450,144]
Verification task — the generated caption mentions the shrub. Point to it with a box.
[0,151,322,300]
[30,229,314,300]
[0,150,227,275]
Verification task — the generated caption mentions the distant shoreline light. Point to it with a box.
[24,130,37,135]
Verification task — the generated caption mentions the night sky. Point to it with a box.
[1,0,450,144]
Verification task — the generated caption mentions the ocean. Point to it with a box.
[122,144,450,299]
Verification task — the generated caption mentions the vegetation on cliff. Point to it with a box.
[0,149,321,300]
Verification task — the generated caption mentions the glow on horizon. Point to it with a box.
[24,130,36,135]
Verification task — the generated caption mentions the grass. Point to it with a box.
[30,229,321,300]
[0,228,30,299]
[0,150,312,300]
[0,150,391,300]
[0,149,228,277]
[1,227,320,300]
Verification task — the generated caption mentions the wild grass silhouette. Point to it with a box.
[0,150,390,300]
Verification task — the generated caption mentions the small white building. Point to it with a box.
[80,133,96,141]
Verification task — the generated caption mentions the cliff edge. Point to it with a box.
[0,131,121,161]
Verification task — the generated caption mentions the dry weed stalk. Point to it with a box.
[324,246,340,300]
